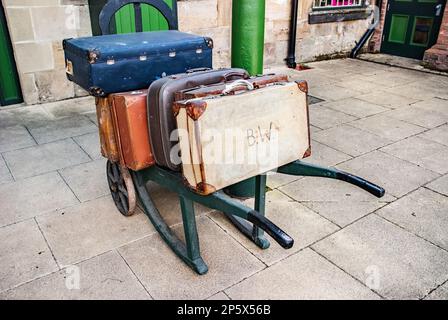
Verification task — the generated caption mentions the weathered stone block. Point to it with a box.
[35,68,75,103]
[178,0,218,31]
[4,0,59,6]
[217,0,231,26]
[13,42,54,73]
[31,6,78,41]
[4,7,34,42]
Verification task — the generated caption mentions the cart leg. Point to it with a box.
[277,160,385,198]
[179,195,208,274]
[131,171,208,275]
[225,174,270,249]
[138,166,294,249]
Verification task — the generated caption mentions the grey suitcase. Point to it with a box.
[147,68,249,171]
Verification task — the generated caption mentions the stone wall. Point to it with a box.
[2,0,92,105]
[3,0,373,105]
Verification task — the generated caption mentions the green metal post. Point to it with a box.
[231,0,266,75]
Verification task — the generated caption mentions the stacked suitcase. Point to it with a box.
[63,30,311,195]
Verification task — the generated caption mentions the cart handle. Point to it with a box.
[248,210,294,249]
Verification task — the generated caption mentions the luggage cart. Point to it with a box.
[100,0,385,274]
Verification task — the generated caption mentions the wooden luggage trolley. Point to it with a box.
[94,0,385,275]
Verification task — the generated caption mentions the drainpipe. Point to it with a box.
[286,0,299,69]
[231,0,266,75]
[350,0,383,58]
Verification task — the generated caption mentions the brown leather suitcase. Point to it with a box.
[110,90,155,171]
[96,97,120,162]
[175,73,289,100]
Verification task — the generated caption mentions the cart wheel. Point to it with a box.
[106,160,136,216]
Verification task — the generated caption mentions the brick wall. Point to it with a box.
[423,3,448,71]
[3,0,373,105]
[369,0,387,52]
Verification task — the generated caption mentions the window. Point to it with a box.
[309,0,370,24]
[313,0,364,9]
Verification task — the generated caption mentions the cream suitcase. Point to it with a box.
[173,80,310,195]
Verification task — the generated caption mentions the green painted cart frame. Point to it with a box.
[107,160,384,275]
[99,0,385,275]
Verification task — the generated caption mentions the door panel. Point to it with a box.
[89,0,173,35]
[0,2,22,106]
[381,0,446,59]
[389,15,410,43]
[114,1,172,34]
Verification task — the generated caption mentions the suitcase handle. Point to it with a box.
[186,67,212,73]
[222,80,254,95]
[222,71,250,81]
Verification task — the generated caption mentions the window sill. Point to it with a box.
[308,7,372,24]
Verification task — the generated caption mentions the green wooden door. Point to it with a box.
[89,0,173,35]
[0,2,22,106]
[381,0,446,59]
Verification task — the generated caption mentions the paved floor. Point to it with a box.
[1,59,448,300]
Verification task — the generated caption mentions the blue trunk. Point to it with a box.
[63,30,213,96]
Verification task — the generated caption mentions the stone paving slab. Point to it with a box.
[85,112,98,126]
[302,201,388,228]
[225,248,380,300]
[72,132,101,160]
[312,125,393,157]
[380,136,448,175]
[3,139,91,180]
[0,156,13,185]
[385,102,448,129]
[36,196,155,267]
[207,292,230,300]
[377,188,448,250]
[337,151,439,198]
[0,251,150,300]
[312,214,448,300]
[335,78,384,94]
[323,97,391,118]
[0,125,36,153]
[426,174,448,196]
[27,115,97,144]
[0,172,78,227]
[42,97,95,119]
[383,83,439,101]
[118,216,265,300]
[310,84,362,102]
[209,190,339,266]
[266,172,302,190]
[0,219,58,292]
[355,90,420,109]
[417,124,448,147]
[425,282,448,300]
[309,105,358,130]
[302,140,352,167]
[0,105,54,128]
[59,159,109,202]
[349,114,426,142]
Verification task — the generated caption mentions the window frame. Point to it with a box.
[312,0,368,11]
